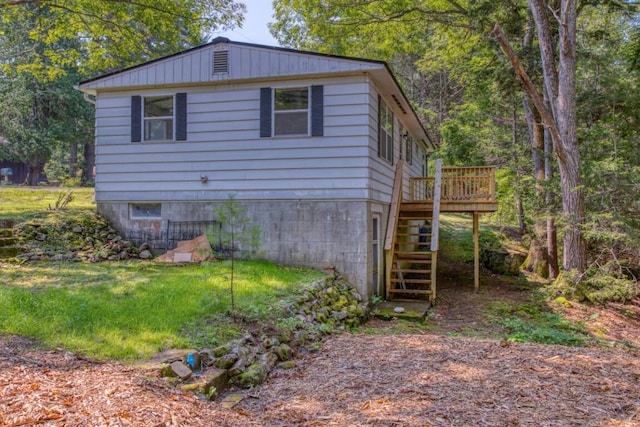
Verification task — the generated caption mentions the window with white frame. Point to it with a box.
[144,96,174,141]
[131,93,186,143]
[378,97,394,164]
[274,87,309,136]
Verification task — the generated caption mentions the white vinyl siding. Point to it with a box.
[93,77,373,202]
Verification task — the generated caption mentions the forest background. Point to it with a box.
[1,0,638,302]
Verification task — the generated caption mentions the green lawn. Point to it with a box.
[438,213,504,262]
[0,260,324,361]
[0,187,95,220]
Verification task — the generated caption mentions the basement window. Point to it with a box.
[130,203,161,219]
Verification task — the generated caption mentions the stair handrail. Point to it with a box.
[384,159,404,252]
[430,159,443,252]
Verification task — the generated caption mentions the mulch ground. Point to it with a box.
[240,334,640,427]
[2,263,640,426]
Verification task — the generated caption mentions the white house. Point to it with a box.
[78,37,438,299]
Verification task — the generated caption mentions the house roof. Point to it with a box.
[78,37,435,149]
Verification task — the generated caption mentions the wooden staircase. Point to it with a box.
[388,208,437,301]
[385,159,442,304]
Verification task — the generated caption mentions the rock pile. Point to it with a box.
[288,273,369,333]
[11,214,152,262]
[160,273,370,399]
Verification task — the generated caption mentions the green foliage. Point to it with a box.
[207,195,261,260]
[438,214,504,263]
[0,0,246,79]
[206,195,263,314]
[0,10,95,182]
[546,268,639,306]
[0,260,323,360]
[46,190,73,211]
[490,297,590,347]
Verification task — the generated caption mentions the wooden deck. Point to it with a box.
[409,166,498,213]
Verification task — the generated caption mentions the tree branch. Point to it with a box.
[491,23,567,164]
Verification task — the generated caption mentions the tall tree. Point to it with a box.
[0,0,246,78]
[492,0,586,272]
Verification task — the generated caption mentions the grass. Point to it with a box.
[0,187,95,220]
[438,213,504,263]
[487,293,590,347]
[0,260,325,361]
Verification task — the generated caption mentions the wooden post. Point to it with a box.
[473,211,479,292]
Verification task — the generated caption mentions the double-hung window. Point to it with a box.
[378,97,394,164]
[144,96,174,141]
[131,93,187,142]
[260,85,324,137]
[274,87,309,136]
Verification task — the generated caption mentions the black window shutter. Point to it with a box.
[131,95,141,142]
[311,85,324,136]
[260,87,272,137]
[176,93,187,141]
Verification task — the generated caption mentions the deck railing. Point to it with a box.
[410,166,496,203]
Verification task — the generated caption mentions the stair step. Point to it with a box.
[0,229,13,238]
[395,251,432,258]
[393,259,432,265]
[388,288,433,295]
[391,278,432,284]
[391,268,431,274]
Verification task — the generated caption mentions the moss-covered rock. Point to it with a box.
[214,353,238,370]
[234,363,269,388]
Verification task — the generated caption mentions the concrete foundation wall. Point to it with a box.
[98,199,390,299]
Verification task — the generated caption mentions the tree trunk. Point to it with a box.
[82,140,95,185]
[522,86,549,278]
[544,129,560,278]
[492,0,587,273]
[69,139,78,179]
[554,0,586,272]
[23,162,44,186]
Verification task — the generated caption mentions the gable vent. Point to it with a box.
[391,94,407,114]
[212,50,229,74]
